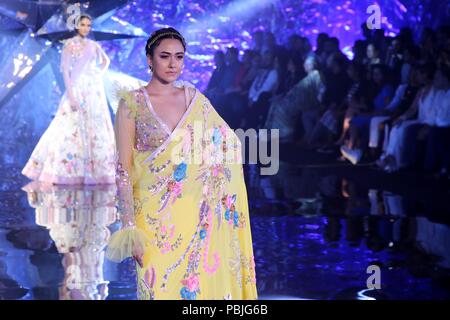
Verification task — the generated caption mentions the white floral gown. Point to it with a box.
[22,36,116,184]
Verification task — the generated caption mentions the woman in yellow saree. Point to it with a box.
[106,27,257,300]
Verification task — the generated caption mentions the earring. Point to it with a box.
[149,65,153,72]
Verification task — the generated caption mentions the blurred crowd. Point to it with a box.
[205,24,450,178]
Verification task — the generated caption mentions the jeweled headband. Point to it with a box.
[147,32,186,49]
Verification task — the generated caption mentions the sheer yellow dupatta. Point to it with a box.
[106,87,256,299]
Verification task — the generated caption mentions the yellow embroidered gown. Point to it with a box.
[106,81,257,300]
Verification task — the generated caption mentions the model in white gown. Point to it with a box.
[22,34,116,184]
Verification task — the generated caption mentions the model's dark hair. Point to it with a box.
[145,27,186,57]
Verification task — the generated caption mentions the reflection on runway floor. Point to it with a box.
[1,158,450,300]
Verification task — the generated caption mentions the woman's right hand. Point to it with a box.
[120,215,144,267]
[132,241,144,268]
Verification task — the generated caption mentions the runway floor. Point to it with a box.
[1,145,449,300]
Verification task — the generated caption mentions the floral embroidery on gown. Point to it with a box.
[107,81,258,300]
[22,36,116,184]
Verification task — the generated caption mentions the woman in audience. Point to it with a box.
[340,64,394,164]
[264,55,323,142]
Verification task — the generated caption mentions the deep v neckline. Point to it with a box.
[141,84,199,164]
[142,85,199,163]
[142,86,190,135]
